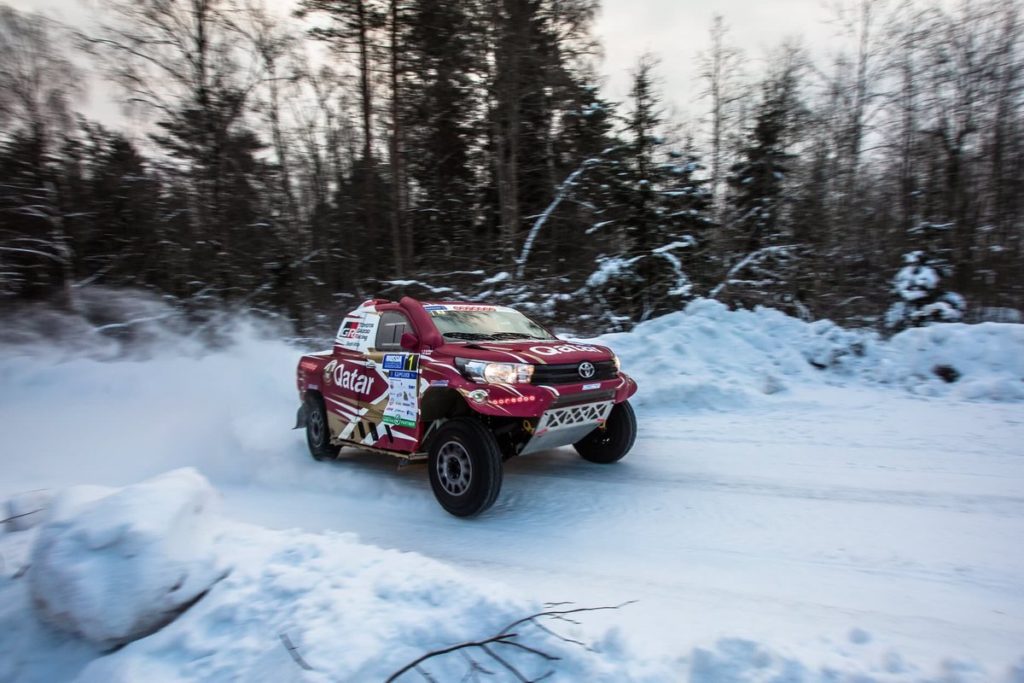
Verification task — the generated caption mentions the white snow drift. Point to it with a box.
[597,299,1024,410]
[3,471,649,682]
[29,469,226,649]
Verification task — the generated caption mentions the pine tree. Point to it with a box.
[885,220,965,330]
[581,57,713,325]
[402,0,483,266]
[719,49,808,315]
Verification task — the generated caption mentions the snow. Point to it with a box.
[585,255,641,288]
[877,321,1024,401]
[1,297,1023,681]
[892,251,941,303]
[29,469,226,649]
[595,299,1024,409]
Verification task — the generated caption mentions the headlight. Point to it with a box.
[457,359,534,384]
[611,353,621,372]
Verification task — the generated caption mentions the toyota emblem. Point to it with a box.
[578,361,596,379]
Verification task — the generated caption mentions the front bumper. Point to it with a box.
[459,372,637,419]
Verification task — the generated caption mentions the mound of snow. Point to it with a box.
[876,322,1024,401]
[2,471,657,681]
[685,637,1023,682]
[74,526,646,682]
[592,300,877,411]
[29,469,226,649]
[590,299,1023,410]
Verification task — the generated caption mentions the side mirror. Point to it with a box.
[400,332,419,351]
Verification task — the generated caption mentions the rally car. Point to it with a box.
[294,297,638,516]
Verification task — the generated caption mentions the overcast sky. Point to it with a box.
[10,0,839,132]
[595,0,835,120]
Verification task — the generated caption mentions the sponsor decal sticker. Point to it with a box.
[336,316,377,348]
[425,304,509,316]
[339,320,361,338]
[383,354,420,428]
[528,343,601,356]
[323,359,338,384]
[334,363,374,395]
[429,379,449,387]
[383,353,419,371]
[582,382,601,390]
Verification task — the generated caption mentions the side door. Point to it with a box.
[362,309,421,453]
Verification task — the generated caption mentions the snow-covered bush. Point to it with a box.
[29,469,227,648]
[886,250,965,330]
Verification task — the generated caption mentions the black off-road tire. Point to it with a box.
[305,394,340,461]
[574,400,637,464]
[428,418,503,517]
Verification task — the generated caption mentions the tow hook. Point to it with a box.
[522,419,535,434]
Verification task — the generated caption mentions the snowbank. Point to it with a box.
[593,300,878,411]
[2,472,656,682]
[876,322,1024,401]
[685,637,1024,682]
[29,469,226,649]
[591,299,1023,410]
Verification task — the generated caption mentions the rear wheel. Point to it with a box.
[428,418,503,517]
[574,400,637,464]
[305,394,340,461]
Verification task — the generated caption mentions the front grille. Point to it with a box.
[551,389,616,408]
[531,360,617,385]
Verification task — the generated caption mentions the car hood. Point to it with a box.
[433,340,615,365]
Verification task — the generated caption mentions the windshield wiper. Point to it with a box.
[486,332,552,341]
[443,332,496,341]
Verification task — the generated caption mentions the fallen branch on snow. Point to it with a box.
[279,632,315,671]
[387,601,636,682]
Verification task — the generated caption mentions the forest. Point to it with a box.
[0,0,1021,336]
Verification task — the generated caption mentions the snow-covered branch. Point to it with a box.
[514,158,598,279]
[709,245,798,300]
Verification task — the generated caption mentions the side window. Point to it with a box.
[375,311,411,351]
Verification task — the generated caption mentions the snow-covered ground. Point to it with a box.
[1,300,1023,681]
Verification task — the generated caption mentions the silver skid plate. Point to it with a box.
[519,400,614,456]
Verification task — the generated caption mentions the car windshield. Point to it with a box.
[427,306,556,342]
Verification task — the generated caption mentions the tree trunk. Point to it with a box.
[389,0,404,277]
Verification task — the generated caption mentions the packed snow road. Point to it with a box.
[219,385,1024,672]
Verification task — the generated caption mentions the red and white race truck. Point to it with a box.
[295,297,638,516]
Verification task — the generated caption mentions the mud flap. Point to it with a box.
[293,403,308,430]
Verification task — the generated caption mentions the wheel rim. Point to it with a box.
[309,407,326,445]
[436,441,473,496]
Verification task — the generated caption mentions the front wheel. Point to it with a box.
[574,400,637,464]
[428,418,503,517]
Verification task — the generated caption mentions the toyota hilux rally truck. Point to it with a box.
[294,297,638,517]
